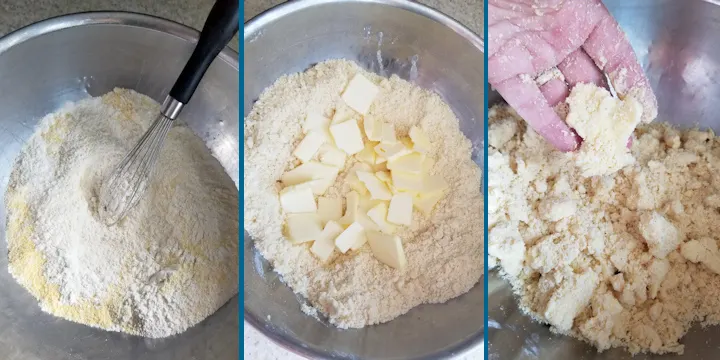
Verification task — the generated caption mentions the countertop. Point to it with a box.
[0,1,483,359]
[244,1,483,359]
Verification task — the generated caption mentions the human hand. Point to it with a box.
[488,0,657,151]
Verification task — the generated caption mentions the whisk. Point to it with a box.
[98,0,239,225]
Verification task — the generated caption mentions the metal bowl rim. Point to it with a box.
[0,11,239,69]
[243,0,484,358]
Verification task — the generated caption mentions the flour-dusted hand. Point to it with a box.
[488,0,657,151]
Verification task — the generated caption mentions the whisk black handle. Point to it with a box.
[169,0,239,104]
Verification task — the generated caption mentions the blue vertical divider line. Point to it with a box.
[483,0,489,358]
[238,0,244,357]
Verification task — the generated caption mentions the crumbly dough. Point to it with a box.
[489,100,720,355]
[566,83,643,177]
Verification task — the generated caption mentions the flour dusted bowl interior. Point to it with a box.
[0,12,238,359]
[244,1,484,359]
[488,0,720,359]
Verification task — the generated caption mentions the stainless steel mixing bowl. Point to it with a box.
[488,0,720,358]
[0,12,239,360]
[244,0,484,359]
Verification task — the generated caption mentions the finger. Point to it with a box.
[557,49,604,87]
[495,76,579,152]
[582,9,658,122]
[539,78,568,107]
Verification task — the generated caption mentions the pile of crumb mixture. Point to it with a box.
[489,84,720,354]
[5,89,239,338]
[244,59,483,328]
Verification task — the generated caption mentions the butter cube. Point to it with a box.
[335,222,366,253]
[423,174,449,194]
[415,192,444,216]
[286,213,323,244]
[409,126,431,153]
[381,123,397,144]
[304,113,330,133]
[392,171,424,192]
[318,145,347,168]
[423,157,436,173]
[364,117,383,141]
[387,153,424,174]
[374,142,410,161]
[339,191,360,225]
[293,131,325,162]
[279,185,316,213]
[318,196,343,223]
[356,142,377,165]
[375,171,391,183]
[341,73,379,115]
[373,162,388,172]
[310,220,344,261]
[281,162,339,186]
[332,103,357,125]
[350,230,368,250]
[367,203,397,234]
[330,120,365,155]
[357,171,393,200]
[295,177,335,195]
[367,231,407,270]
[387,193,413,226]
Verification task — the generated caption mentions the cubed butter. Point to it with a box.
[387,152,424,174]
[295,177,335,195]
[356,142,377,165]
[310,220,344,261]
[318,196,343,223]
[364,116,383,141]
[285,213,323,244]
[318,145,347,168]
[392,171,424,192]
[341,73,379,115]
[409,126,431,153]
[423,174,449,194]
[339,191,360,225]
[367,231,407,270]
[279,185,317,213]
[415,192,444,216]
[423,157,436,173]
[381,123,397,144]
[350,230,368,250]
[375,171,391,183]
[367,202,397,234]
[281,162,339,186]
[374,142,410,161]
[357,171,393,200]
[335,222,366,253]
[304,112,330,133]
[293,131,325,162]
[330,120,365,155]
[387,193,413,225]
[332,104,356,124]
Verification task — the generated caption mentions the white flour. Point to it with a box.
[244,60,483,328]
[4,88,239,338]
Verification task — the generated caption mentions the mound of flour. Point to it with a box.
[244,60,483,328]
[4,88,239,338]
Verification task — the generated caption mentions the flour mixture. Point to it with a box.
[244,60,482,328]
[4,88,239,338]
[489,89,720,354]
